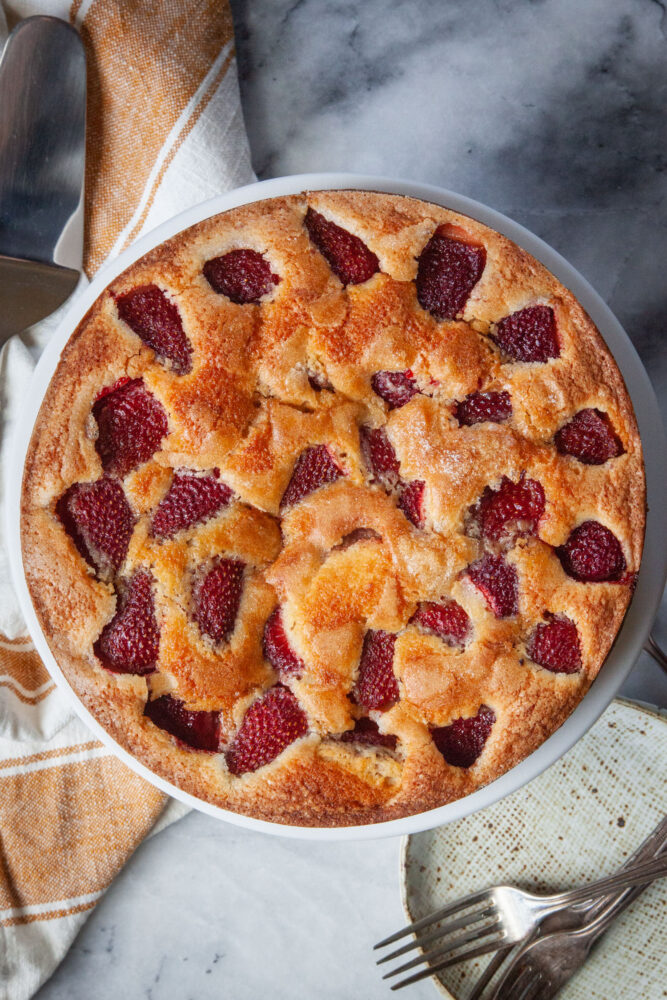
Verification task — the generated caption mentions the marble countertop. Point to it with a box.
[36,1,667,997]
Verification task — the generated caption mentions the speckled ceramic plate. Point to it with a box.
[401,697,667,999]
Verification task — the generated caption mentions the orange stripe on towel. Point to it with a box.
[0,755,165,912]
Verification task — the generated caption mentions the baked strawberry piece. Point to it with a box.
[555,409,623,465]
[416,227,486,319]
[470,475,545,543]
[226,685,308,775]
[466,554,518,618]
[116,284,192,375]
[144,694,220,752]
[152,469,233,539]
[527,615,582,674]
[354,630,399,711]
[264,607,305,678]
[494,305,559,363]
[557,521,626,582]
[340,718,397,750]
[360,427,424,527]
[455,390,512,426]
[371,370,419,409]
[399,479,426,528]
[203,248,280,304]
[307,369,334,392]
[94,570,159,674]
[56,477,134,579]
[280,444,343,511]
[360,425,401,485]
[93,378,168,478]
[304,207,379,286]
[411,600,471,647]
[431,705,495,768]
[333,528,382,551]
[192,558,245,644]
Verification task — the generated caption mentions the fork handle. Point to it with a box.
[579,819,667,937]
[545,853,667,910]
[566,875,651,947]
[578,813,667,924]
[644,633,667,674]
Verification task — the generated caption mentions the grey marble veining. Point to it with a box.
[232,0,667,397]
[36,2,667,998]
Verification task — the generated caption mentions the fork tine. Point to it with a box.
[489,959,533,1000]
[374,888,490,949]
[383,916,504,979]
[388,932,510,991]
[468,944,516,1000]
[521,973,546,1000]
[500,966,533,1000]
[376,902,496,964]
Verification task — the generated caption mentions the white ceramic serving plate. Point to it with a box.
[7,173,667,841]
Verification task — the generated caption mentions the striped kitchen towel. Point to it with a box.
[0,3,254,998]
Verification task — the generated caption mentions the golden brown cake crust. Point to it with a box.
[21,190,645,827]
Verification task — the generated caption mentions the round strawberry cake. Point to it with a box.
[20,190,645,826]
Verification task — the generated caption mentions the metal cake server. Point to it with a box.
[0,15,85,344]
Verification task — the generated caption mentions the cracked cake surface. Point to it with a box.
[20,190,645,827]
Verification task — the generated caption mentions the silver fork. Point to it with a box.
[493,840,667,999]
[495,891,655,1000]
[374,853,667,990]
[471,812,667,999]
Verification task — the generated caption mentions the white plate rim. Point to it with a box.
[6,171,667,842]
